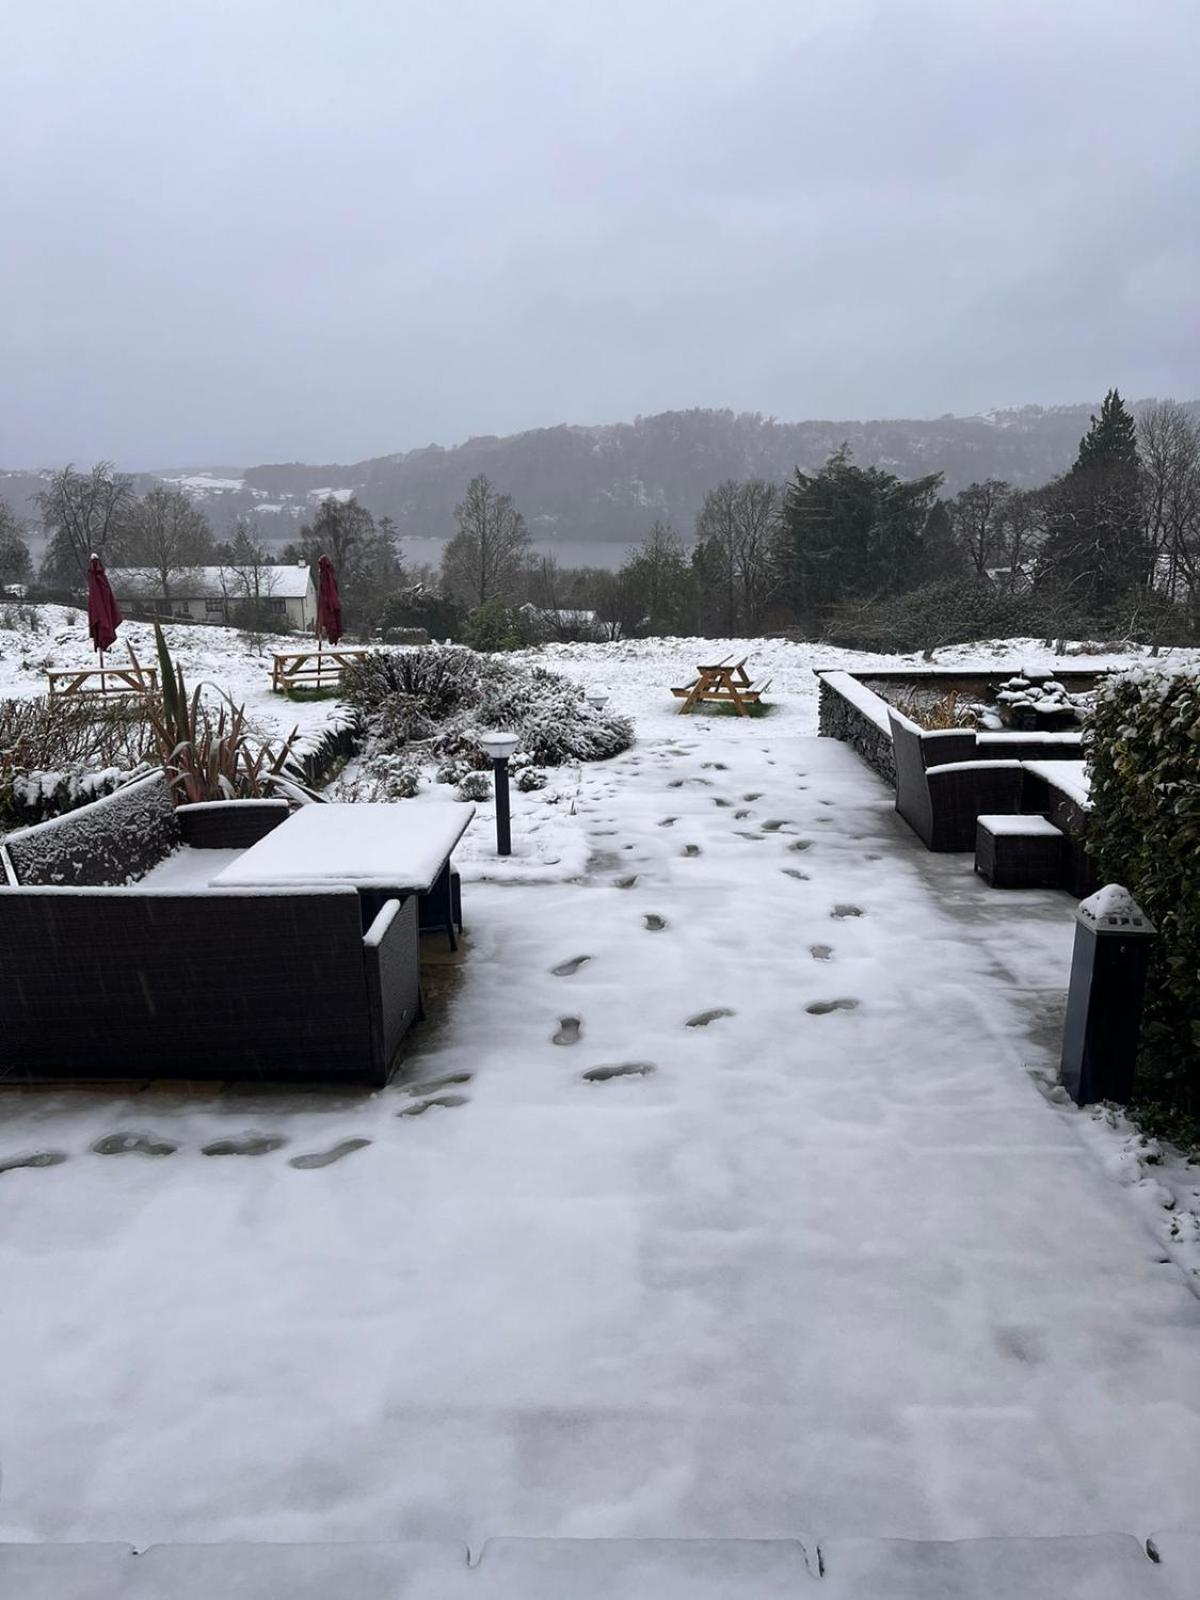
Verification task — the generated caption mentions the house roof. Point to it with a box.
[107,565,314,601]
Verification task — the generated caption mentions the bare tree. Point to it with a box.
[693,479,782,633]
[1139,400,1200,613]
[948,479,1008,576]
[220,521,282,651]
[439,475,530,608]
[0,502,33,587]
[35,461,137,583]
[125,487,214,605]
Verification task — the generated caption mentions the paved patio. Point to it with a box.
[0,729,1196,1593]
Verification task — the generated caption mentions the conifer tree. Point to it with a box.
[1037,389,1149,612]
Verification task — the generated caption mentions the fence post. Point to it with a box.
[1060,884,1156,1106]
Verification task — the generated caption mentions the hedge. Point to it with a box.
[1084,669,1200,1116]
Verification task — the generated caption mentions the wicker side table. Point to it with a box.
[975,814,1064,889]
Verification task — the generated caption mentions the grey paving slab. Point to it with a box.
[127,1540,473,1598]
[469,1537,817,1596]
[816,1534,1170,1599]
[0,1543,134,1599]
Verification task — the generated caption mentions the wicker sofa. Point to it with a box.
[0,776,420,1086]
[888,711,1027,851]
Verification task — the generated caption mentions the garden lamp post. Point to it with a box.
[478,730,519,856]
[585,685,610,712]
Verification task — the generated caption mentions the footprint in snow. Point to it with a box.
[782,867,810,881]
[686,1007,735,1028]
[658,817,678,828]
[806,998,859,1015]
[202,1135,288,1157]
[289,1138,371,1170]
[582,1063,656,1082]
[788,839,813,852]
[668,779,684,788]
[552,955,591,976]
[864,853,882,861]
[397,1095,470,1117]
[809,944,834,961]
[742,792,762,801]
[403,1072,473,1096]
[712,797,732,808]
[0,1150,68,1175]
[702,761,728,771]
[760,820,791,832]
[733,831,766,841]
[614,874,638,888]
[92,1131,177,1158]
[553,1017,582,1046]
[682,844,702,857]
[643,913,668,931]
[831,904,864,919]
[734,808,752,820]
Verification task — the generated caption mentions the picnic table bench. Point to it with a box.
[47,665,160,699]
[271,646,372,695]
[671,657,772,716]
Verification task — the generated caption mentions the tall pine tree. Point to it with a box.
[1037,389,1149,612]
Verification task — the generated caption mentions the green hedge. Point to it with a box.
[1084,670,1200,1117]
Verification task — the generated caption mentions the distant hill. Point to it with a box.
[5,402,1198,557]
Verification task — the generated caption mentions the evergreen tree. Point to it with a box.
[781,447,942,617]
[1037,389,1150,612]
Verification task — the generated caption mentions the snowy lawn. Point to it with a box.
[0,673,1198,1551]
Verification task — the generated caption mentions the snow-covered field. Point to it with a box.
[1,614,1198,1574]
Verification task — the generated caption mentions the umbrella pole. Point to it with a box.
[99,647,105,694]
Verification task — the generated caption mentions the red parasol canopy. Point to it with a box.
[316,555,343,645]
[86,554,122,654]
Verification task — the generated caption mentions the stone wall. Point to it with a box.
[817,673,896,786]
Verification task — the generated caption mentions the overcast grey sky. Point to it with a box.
[2,0,1197,468]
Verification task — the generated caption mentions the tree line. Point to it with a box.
[7,390,1198,650]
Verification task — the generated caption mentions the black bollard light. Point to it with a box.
[479,730,519,857]
[1060,884,1156,1106]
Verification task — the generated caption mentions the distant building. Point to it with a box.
[107,563,316,631]
[518,603,607,640]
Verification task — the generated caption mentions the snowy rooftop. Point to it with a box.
[107,564,314,600]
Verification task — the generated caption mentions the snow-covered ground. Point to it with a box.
[1,624,1198,1566]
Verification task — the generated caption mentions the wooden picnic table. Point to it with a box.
[670,656,772,716]
[271,646,372,695]
[47,665,160,699]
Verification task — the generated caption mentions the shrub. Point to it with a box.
[127,624,300,803]
[377,585,462,641]
[461,599,527,652]
[825,578,1047,654]
[1084,669,1200,1118]
[0,695,158,825]
[457,771,492,801]
[341,646,633,770]
[516,766,548,792]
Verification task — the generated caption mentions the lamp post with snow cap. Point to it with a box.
[479,730,519,856]
[1060,884,1157,1106]
[585,685,610,712]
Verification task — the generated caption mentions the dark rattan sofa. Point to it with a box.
[0,776,420,1085]
[888,711,1026,851]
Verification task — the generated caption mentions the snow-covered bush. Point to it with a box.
[1084,670,1200,1121]
[342,646,633,771]
[0,694,157,826]
[457,772,492,801]
[516,766,548,792]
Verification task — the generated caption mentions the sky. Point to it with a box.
[2,0,1198,469]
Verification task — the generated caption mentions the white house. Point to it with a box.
[107,564,317,632]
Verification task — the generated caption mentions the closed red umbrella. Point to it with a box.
[87,553,122,654]
[316,555,343,646]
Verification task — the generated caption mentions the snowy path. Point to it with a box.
[0,722,1197,1557]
